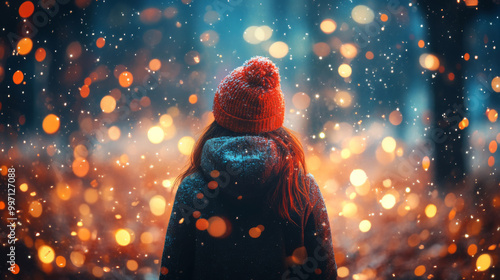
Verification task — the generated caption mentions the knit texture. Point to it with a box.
[213,56,285,133]
[160,136,337,280]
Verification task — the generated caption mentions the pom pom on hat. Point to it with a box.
[213,56,285,133]
[243,57,280,89]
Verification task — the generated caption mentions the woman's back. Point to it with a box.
[160,136,336,279]
[160,56,336,279]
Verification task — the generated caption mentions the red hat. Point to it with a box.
[213,56,285,133]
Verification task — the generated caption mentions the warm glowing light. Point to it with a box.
[207,216,228,238]
[243,25,272,44]
[74,144,88,158]
[313,42,331,57]
[491,76,500,93]
[355,180,371,196]
[150,195,166,216]
[13,70,24,85]
[444,193,457,207]
[476,254,492,271]
[70,251,85,267]
[334,91,352,108]
[414,265,426,276]
[56,256,66,267]
[78,228,91,241]
[100,95,117,113]
[341,149,351,159]
[448,243,457,254]
[467,244,478,256]
[92,267,104,277]
[337,266,349,278]
[419,53,440,71]
[359,220,371,232]
[382,179,391,188]
[35,48,47,62]
[196,218,209,231]
[119,71,134,87]
[338,64,352,78]
[141,232,154,244]
[20,183,28,192]
[380,194,396,209]
[365,51,374,60]
[96,37,105,48]
[350,169,367,187]
[148,126,165,144]
[292,92,311,110]
[459,117,469,130]
[425,54,440,70]
[380,14,388,22]
[342,202,357,218]
[320,19,337,34]
[448,72,455,81]
[185,51,200,65]
[29,201,42,217]
[178,136,195,155]
[160,114,173,127]
[487,109,498,122]
[348,136,365,155]
[351,5,375,24]
[418,40,425,48]
[381,137,396,153]
[84,188,98,204]
[115,229,131,246]
[19,1,35,18]
[43,114,60,134]
[255,26,273,41]
[422,156,430,171]
[488,140,497,153]
[149,59,161,71]
[425,204,437,218]
[243,26,260,44]
[465,0,478,6]
[72,158,90,177]
[162,179,172,189]
[17,38,33,55]
[200,30,220,47]
[66,41,82,59]
[269,41,289,59]
[388,111,402,126]
[80,85,90,98]
[249,227,262,238]
[38,245,55,264]
[487,155,494,167]
[56,183,71,200]
[127,260,138,271]
[108,126,121,141]
[340,44,358,59]
[189,94,198,104]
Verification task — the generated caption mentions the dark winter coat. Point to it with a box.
[160,136,337,280]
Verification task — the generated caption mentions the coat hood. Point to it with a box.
[200,136,281,199]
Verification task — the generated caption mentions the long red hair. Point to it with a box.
[174,121,309,222]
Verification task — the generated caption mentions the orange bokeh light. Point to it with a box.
[42,114,60,134]
[35,48,46,62]
[13,70,24,84]
[119,71,134,87]
[96,37,105,48]
[19,1,35,18]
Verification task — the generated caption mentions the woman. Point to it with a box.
[160,57,337,280]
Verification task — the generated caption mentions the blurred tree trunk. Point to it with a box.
[419,0,476,189]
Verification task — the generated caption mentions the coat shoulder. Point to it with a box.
[303,173,324,209]
[174,172,207,203]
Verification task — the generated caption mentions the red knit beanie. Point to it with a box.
[213,56,285,133]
